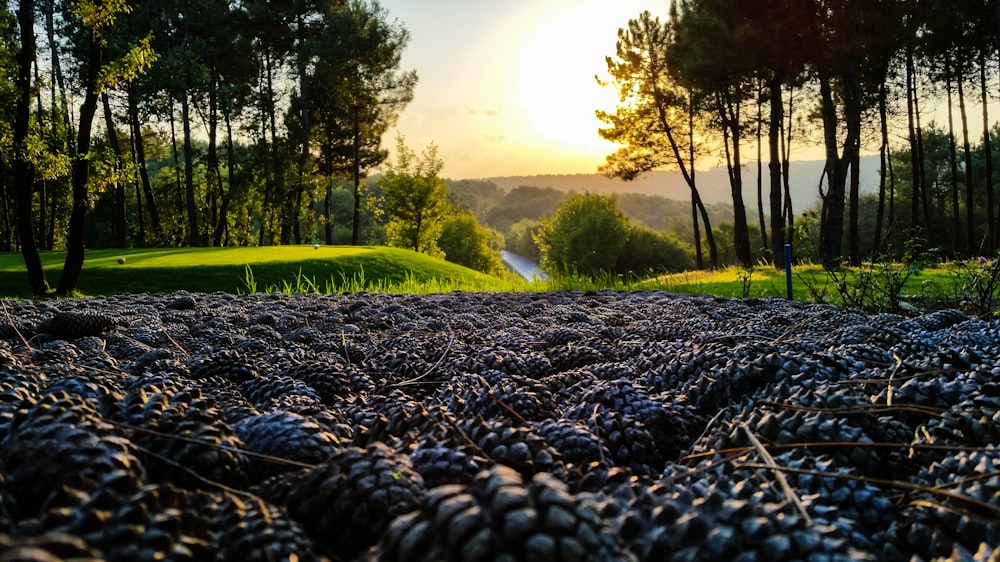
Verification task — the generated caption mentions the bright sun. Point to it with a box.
[512,5,628,162]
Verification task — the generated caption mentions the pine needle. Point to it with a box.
[743,424,813,525]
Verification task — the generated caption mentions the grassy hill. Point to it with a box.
[0,246,510,298]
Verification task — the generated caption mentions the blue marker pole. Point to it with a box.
[784,243,793,300]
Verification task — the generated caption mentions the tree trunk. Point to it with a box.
[845,70,862,267]
[717,91,751,268]
[57,32,102,296]
[266,51,283,246]
[0,153,12,252]
[323,123,334,245]
[181,92,199,247]
[168,95,185,245]
[213,106,236,247]
[14,0,49,295]
[103,93,128,248]
[818,71,847,266]
[688,97,704,270]
[32,61,47,250]
[980,54,996,254]
[351,112,363,246]
[130,140,145,247]
[874,71,891,256]
[768,73,784,268]
[296,17,311,246]
[206,85,222,245]
[946,59,962,255]
[691,194,703,270]
[916,88,932,249]
[906,44,922,244]
[755,78,767,256]
[781,83,794,258]
[958,67,975,255]
[128,84,160,242]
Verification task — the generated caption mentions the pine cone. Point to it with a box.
[256,443,425,560]
[375,465,635,562]
[233,412,341,482]
[35,312,118,340]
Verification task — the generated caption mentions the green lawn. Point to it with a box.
[0,247,984,315]
[0,246,514,298]
[652,262,971,312]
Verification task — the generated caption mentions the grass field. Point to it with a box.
[0,246,516,298]
[0,246,983,315]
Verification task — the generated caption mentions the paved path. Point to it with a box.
[500,250,548,282]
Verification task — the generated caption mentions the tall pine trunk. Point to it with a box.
[14,0,49,295]
[874,71,891,256]
[781,83,794,259]
[181,92,199,247]
[128,84,160,241]
[351,111,363,246]
[845,70,862,266]
[717,91,751,267]
[818,70,847,267]
[57,32,101,296]
[906,44,923,244]
[768,74,784,268]
[958,67,975,255]
[755,79,767,255]
[102,93,128,248]
[980,54,996,254]
[206,85,224,246]
[946,59,962,254]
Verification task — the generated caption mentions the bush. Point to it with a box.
[537,194,629,277]
[615,225,694,275]
[438,213,506,275]
[506,219,542,261]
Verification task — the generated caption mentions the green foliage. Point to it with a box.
[615,224,694,275]
[537,194,630,277]
[381,136,449,256]
[445,179,504,218]
[484,185,566,234]
[945,254,1000,318]
[506,219,542,261]
[438,212,505,275]
[97,35,157,92]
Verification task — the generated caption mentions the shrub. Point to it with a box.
[615,225,694,275]
[438,213,506,275]
[506,219,542,261]
[536,194,629,277]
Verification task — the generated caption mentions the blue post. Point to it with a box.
[784,243,793,299]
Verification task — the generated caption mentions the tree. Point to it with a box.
[309,0,416,246]
[13,0,48,294]
[668,0,755,268]
[380,136,448,255]
[536,193,629,277]
[57,0,154,295]
[597,10,718,269]
[615,223,694,274]
[438,212,505,274]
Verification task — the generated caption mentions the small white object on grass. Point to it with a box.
[313,243,320,249]
[117,257,126,264]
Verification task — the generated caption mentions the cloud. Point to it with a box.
[467,106,500,118]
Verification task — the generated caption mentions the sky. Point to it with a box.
[376,0,666,179]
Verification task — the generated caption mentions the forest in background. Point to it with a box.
[4,0,1000,294]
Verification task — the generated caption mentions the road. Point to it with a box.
[500,250,548,282]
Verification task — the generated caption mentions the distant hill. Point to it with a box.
[480,156,880,211]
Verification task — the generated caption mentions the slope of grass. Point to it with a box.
[0,246,514,298]
[1,247,983,316]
